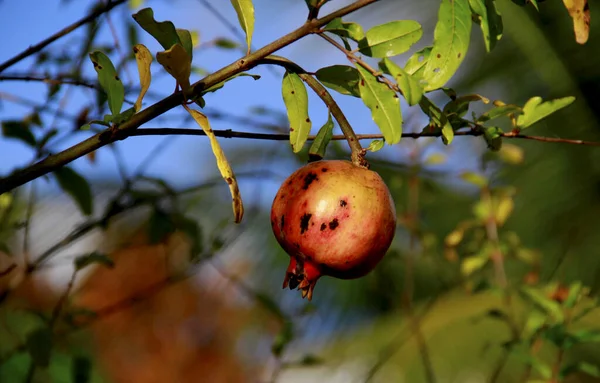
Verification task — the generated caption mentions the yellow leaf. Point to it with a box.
[562,0,590,44]
[133,44,152,112]
[185,106,244,223]
[494,196,514,226]
[156,44,191,95]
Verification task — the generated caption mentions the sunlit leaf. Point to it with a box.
[156,43,192,94]
[187,108,244,223]
[561,0,590,44]
[323,18,365,42]
[478,104,522,123]
[230,0,255,54]
[358,20,422,58]
[422,0,472,91]
[54,166,93,216]
[516,96,576,129]
[498,143,524,165]
[469,0,503,52]
[2,120,36,147]
[367,139,385,152]
[89,51,124,115]
[404,46,432,80]
[379,58,423,106]
[461,255,488,276]
[356,64,402,144]
[133,44,152,112]
[282,71,311,152]
[309,113,334,161]
[315,65,360,97]
[132,8,180,51]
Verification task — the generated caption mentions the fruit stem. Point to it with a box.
[260,56,368,168]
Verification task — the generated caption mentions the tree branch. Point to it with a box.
[0,0,128,73]
[0,0,380,194]
[260,56,366,166]
[126,127,600,147]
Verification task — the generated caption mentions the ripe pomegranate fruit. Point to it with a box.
[270,160,396,300]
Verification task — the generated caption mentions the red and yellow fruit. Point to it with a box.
[270,160,396,300]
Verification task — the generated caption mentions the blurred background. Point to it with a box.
[1,0,600,382]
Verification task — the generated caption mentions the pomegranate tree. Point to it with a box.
[270,160,397,300]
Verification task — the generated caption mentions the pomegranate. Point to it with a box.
[270,160,397,300]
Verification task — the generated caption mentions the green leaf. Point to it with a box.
[54,166,93,216]
[214,38,239,49]
[563,281,582,308]
[483,126,503,151]
[520,286,565,323]
[477,104,522,123]
[26,327,53,367]
[176,28,194,59]
[516,96,576,129]
[422,0,472,91]
[71,356,92,383]
[132,8,181,51]
[2,120,36,146]
[356,64,402,144]
[309,113,334,161]
[358,20,422,58]
[89,51,124,116]
[323,18,365,42]
[282,71,311,153]
[148,209,176,244]
[315,65,360,97]
[444,94,489,116]
[156,43,192,95]
[74,252,114,271]
[110,107,136,125]
[202,73,261,95]
[461,255,488,276]
[379,58,423,106]
[523,310,547,339]
[469,0,503,52]
[367,139,385,152]
[230,0,255,54]
[405,46,432,80]
[419,97,454,144]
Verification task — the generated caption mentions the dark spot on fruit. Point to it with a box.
[302,201,308,208]
[437,54,441,58]
[340,200,347,207]
[133,47,139,53]
[291,91,295,94]
[320,223,327,231]
[280,215,285,229]
[457,52,462,58]
[321,167,328,172]
[279,194,285,200]
[271,219,276,227]
[305,118,310,123]
[329,218,339,230]
[375,105,379,109]
[300,213,312,234]
[294,243,300,249]
[115,75,120,81]
[290,127,295,132]
[302,172,318,190]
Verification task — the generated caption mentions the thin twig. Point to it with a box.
[0,75,99,89]
[0,0,128,73]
